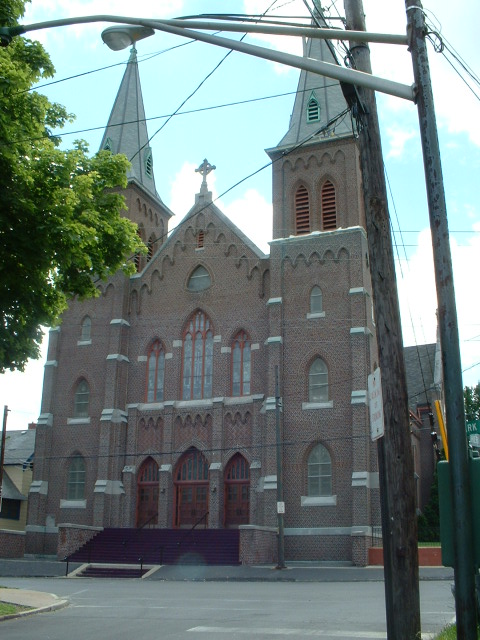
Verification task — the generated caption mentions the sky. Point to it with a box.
[1,0,479,430]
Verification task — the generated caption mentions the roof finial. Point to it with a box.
[195,158,216,195]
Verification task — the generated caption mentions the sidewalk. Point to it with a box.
[0,587,69,621]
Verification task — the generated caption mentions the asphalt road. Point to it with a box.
[0,576,455,639]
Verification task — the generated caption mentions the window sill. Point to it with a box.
[60,499,87,509]
[306,312,325,319]
[67,417,91,425]
[301,495,337,507]
[77,339,92,346]
[302,401,333,410]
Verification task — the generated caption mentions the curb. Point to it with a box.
[0,595,69,621]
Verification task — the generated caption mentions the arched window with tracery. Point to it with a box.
[231,331,251,396]
[307,444,332,496]
[181,311,213,400]
[224,453,250,527]
[74,379,90,418]
[310,286,323,314]
[146,340,165,402]
[321,180,337,230]
[80,315,91,341]
[67,455,86,500]
[308,358,328,403]
[295,185,310,235]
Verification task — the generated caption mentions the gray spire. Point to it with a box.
[100,47,158,199]
[275,22,353,150]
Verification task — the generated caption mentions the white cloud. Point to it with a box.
[385,125,417,159]
[397,225,480,387]
[223,189,272,253]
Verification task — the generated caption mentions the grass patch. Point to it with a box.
[0,601,33,617]
[418,542,441,547]
[435,623,480,639]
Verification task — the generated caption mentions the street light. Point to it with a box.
[101,25,154,50]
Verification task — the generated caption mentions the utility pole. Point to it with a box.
[405,2,477,637]
[343,2,421,639]
[0,406,8,512]
[275,365,285,569]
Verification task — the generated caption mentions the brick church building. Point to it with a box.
[25,27,382,564]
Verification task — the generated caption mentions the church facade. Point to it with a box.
[25,31,381,564]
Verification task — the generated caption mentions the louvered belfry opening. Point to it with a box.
[295,185,310,235]
[321,180,337,230]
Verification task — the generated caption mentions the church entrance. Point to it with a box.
[224,454,250,527]
[136,457,159,528]
[174,448,209,528]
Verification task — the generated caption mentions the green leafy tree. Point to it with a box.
[0,0,144,373]
[464,383,480,422]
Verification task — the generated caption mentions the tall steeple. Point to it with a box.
[100,47,159,201]
[275,13,354,151]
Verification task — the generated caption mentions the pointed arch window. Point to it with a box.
[74,380,90,418]
[307,94,320,123]
[147,234,155,262]
[187,265,211,292]
[182,311,214,400]
[146,340,165,403]
[80,316,91,341]
[321,180,337,230]
[134,228,144,272]
[310,286,323,314]
[67,455,86,500]
[295,185,310,235]
[103,137,113,152]
[308,358,328,403]
[231,331,251,396]
[144,149,153,178]
[308,444,332,496]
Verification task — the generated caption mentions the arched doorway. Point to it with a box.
[224,454,250,527]
[136,458,159,528]
[174,448,209,528]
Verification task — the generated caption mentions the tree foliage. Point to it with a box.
[0,0,144,373]
[464,383,480,422]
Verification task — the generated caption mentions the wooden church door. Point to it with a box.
[224,454,250,527]
[136,458,159,528]
[174,448,209,528]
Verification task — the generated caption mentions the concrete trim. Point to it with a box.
[301,495,337,507]
[302,401,333,410]
[60,499,87,509]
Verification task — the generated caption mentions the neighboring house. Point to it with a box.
[404,341,443,511]
[24,13,434,564]
[0,426,35,531]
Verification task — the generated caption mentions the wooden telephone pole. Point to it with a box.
[343,2,421,638]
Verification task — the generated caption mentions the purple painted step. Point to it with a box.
[67,528,240,566]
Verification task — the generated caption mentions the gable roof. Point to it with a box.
[3,429,35,467]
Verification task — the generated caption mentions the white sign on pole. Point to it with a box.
[277,501,285,514]
[368,367,384,441]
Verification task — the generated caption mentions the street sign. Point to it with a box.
[466,420,480,447]
[368,368,384,441]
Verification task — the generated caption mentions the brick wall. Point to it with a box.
[239,526,277,565]
[0,529,25,558]
[57,524,103,559]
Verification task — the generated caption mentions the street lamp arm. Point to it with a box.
[0,15,415,101]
